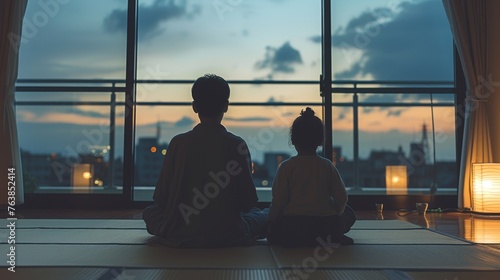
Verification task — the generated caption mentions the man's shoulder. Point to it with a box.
[170,131,192,143]
[171,128,247,148]
[224,130,246,144]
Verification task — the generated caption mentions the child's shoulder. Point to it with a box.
[286,155,335,169]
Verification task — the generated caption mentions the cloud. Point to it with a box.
[343,7,393,34]
[311,0,453,81]
[174,116,195,127]
[17,106,121,123]
[103,0,200,40]
[255,41,303,78]
[337,112,346,120]
[266,96,285,104]
[363,107,375,114]
[155,116,195,128]
[225,116,272,122]
[386,109,403,117]
[309,35,321,44]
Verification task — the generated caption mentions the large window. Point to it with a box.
[328,0,456,195]
[15,0,457,206]
[16,0,127,194]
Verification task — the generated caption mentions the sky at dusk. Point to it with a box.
[15,0,456,163]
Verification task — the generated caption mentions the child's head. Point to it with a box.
[191,74,230,117]
[290,107,324,152]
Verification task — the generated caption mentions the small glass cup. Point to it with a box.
[416,203,428,215]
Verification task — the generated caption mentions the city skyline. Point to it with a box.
[21,127,457,190]
[16,115,457,164]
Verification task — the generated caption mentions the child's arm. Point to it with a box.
[269,164,289,222]
[330,165,348,215]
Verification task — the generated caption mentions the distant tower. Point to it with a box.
[156,120,161,142]
[421,123,431,164]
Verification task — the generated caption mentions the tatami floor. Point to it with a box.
[6,208,500,245]
[1,208,500,280]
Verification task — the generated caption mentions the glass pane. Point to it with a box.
[18,0,127,79]
[136,0,321,80]
[17,95,125,194]
[359,93,454,104]
[331,0,453,82]
[357,103,457,195]
[135,83,320,103]
[332,106,354,188]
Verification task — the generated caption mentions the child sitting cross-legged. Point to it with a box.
[268,107,356,247]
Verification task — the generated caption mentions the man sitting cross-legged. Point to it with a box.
[143,74,268,247]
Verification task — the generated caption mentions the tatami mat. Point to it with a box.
[2,268,500,280]
[347,229,470,245]
[2,219,146,229]
[2,218,499,273]
[0,228,468,245]
[489,245,500,251]
[0,244,277,269]
[351,219,421,229]
[0,268,401,280]
[271,244,500,270]
[4,218,418,229]
[0,228,153,244]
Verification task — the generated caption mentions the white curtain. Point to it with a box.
[442,0,492,209]
[0,0,28,207]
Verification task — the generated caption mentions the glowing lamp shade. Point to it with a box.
[385,165,407,195]
[72,163,93,187]
[472,163,500,213]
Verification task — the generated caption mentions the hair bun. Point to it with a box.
[300,107,315,117]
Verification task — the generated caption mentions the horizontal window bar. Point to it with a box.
[16,79,125,84]
[332,87,455,93]
[16,79,453,85]
[15,86,127,92]
[15,101,454,107]
[357,102,454,107]
[15,87,455,94]
[15,101,124,106]
[331,80,453,86]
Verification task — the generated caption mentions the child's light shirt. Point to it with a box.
[269,155,348,222]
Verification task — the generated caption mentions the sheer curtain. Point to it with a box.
[442,0,492,209]
[0,0,28,207]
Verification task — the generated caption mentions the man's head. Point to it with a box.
[191,74,230,118]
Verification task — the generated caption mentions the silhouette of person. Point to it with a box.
[268,107,356,247]
[143,74,268,247]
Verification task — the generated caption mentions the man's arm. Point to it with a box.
[153,138,177,209]
[235,141,258,212]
